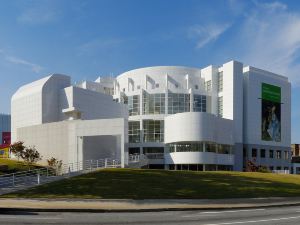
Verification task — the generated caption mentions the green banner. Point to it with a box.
[262,83,281,103]
[261,83,281,142]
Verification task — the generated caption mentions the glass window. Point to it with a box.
[276,150,282,159]
[195,85,198,89]
[143,92,165,115]
[218,96,223,117]
[218,72,223,92]
[143,147,164,154]
[168,142,233,154]
[128,95,140,116]
[193,95,206,112]
[206,143,217,153]
[252,148,257,157]
[129,147,140,155]
[260,149,266,158]
[218,144,232,154]
[284,151,289,160]
[155,83,159,88]
[168,142,204,153]
[128,121,140,143]
[143,120,164,142]
[168,93,190,114]
[205,80,212,92]
[269,150,274,158]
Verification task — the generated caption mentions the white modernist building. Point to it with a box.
[11,60,291,171]
[11,75,128,167]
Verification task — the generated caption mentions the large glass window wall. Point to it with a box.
[121,95,140,116]
[168,93,190,114]
[143,120,164,142]
[193,95,206,112]
[128,95,140,116]
[143,92,165,115]
[128,121,140,143]
[168,142,233,154]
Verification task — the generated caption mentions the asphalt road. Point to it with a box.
[1,205,300,225]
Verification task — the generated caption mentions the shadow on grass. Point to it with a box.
[3,169,300,199]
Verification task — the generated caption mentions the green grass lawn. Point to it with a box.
[0,158,44,174]
[3,168,300,199]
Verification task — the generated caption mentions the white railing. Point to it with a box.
[128,154,149,168]
[272,169,290,174]
[85,158,121,170]
[0,158,121,193]
[145,153,164,159]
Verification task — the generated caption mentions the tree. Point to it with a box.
[245,160,270,173]
[245,160,258,172]
[10,141,25,161]
[47,157,63,175]
[22,146,42,166]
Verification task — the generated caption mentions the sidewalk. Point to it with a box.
[1,197,300,212]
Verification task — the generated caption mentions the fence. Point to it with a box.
[0,155,149,194]
[0,158,121,193]
[272,169,290,174]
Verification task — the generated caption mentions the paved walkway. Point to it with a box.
[1,197,300,212]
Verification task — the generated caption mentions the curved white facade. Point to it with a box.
[164,112,233,145]
[164,112,234,168]
[11,74,71,142]
[165,152,234,165]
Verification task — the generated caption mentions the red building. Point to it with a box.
[2,132,11,145]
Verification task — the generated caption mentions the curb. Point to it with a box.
[1,202,300,213]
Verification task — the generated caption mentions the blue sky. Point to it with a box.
[0,0,300,142]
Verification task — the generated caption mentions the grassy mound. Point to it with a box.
[3,168,300,199]
[0,158,44,174]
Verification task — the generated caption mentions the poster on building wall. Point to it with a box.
[0,146,9,158]
[261,83,281,142]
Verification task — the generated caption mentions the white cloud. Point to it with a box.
[235,1,300,85]
[257,1,287,11]
[188,23,231,49]
[0,49,43,73]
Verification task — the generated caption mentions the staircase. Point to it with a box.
[127,154,149,168]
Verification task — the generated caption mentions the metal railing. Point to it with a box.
[272,169,290,174]
[0,158,122,194]
[127,154,148,168]
[85,158,121,171]
[145,153,164,159]
[128,154,149,162]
